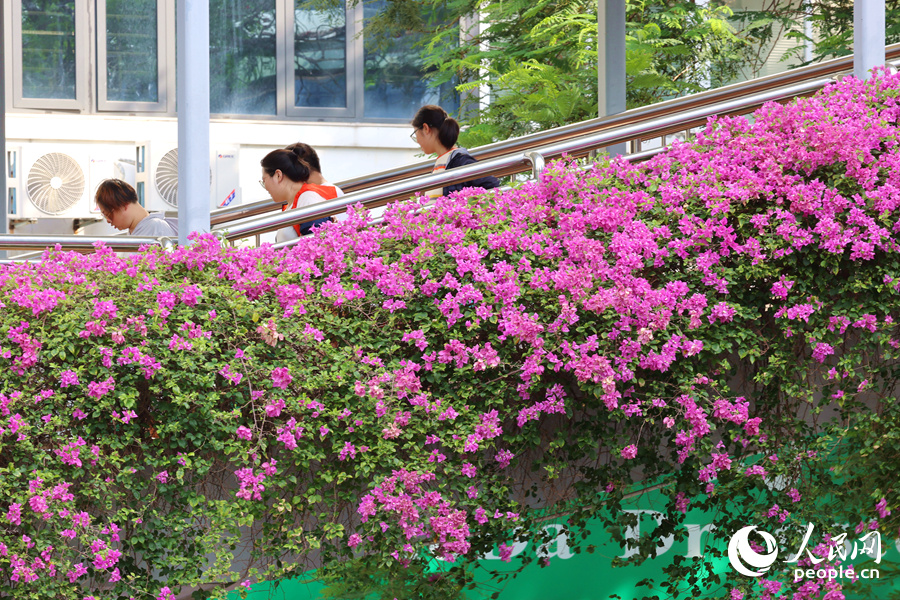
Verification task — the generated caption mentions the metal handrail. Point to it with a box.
[215,76,835,241]
[0,235,169,253]
[5,47,899,254]
[346,146,667,234]
[209,42,900,227]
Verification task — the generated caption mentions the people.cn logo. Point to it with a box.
[728,525,779,577]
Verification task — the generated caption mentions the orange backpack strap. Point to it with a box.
[282,184,339,236]
[299,183,341,200]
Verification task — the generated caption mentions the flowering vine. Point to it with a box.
[1,71,900,600]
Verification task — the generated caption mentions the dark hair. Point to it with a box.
[285,142,322,173]
[412,105,459,149]
[260,149,312,183]
[95,179,138,213]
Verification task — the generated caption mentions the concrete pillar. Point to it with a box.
[854,0,886,80]
[598,0,627,156]
[176,0,211,245]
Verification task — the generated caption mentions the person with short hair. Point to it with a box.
[95,179,177,237]
[260,146,343,242]
[411,105,500,197]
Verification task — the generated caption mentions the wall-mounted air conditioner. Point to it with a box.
[134,142,241,212]
[9,145,119,220]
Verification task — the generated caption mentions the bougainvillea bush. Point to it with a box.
[4,70,900,600]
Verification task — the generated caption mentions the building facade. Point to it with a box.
[3,0,460,238]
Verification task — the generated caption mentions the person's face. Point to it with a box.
[260,168,285,200]
[413,124,439,155]
[99,204,128,231]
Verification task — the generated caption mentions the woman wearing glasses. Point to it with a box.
[260,143,343,243]
[410,105,500,198]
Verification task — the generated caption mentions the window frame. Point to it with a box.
[96,0,170,112]
[11,0,89,110]
[284,0,360,119]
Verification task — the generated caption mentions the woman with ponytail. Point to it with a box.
[260,144,344,242]
[411,105,500,197]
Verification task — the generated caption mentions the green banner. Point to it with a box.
[235,490,898,600]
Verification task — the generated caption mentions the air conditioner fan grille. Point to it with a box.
[155,148,180,207]
[26,153,85,215]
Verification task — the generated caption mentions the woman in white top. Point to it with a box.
[260,145,344,243]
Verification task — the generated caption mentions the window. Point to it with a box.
[12,0,87,109]
[98,0,168,111]
[209,0,278,115]
[5,0,458,121]
[362,0,458,119]
[287,0,356,117]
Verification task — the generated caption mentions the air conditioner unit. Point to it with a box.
[113,158,137,188]
[135,142,241,212]
[87,157,117,218]
[10,145,118,220]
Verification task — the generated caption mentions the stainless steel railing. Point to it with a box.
[5,45,899,256]
[213,75,839,242]
[0,235,170,255]
[210,42,900,228]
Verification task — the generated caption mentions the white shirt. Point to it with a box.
[132,214,178,237]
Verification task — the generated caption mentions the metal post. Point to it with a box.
[176,0,211,245]
[804,2,814,64]
[598,0,627,156]
[854,0,886,80]
[1,0,9,250]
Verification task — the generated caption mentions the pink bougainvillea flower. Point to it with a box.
[494,449,514,468]
[86,377,115,399]
[156,587,176,600]
[811,342,835,363]
[58,370,79,388]
[271,367,292,389]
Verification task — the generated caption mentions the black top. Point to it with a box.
[443,148,501,196]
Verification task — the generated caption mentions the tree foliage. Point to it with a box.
[323,0,900,144]
[740,0,900,66]
[339,0,756,144]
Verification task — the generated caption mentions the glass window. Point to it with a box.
[105,0,159,103]
[21,0,78,99]
[209,0,277,115]
[362,0,458,119]
[293,2,347,109]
